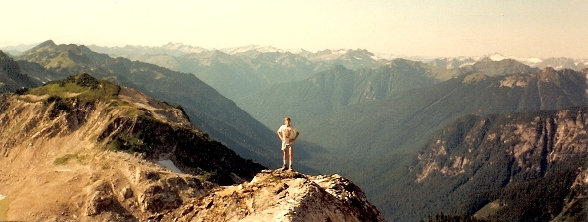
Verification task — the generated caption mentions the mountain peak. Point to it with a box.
[38,40,56,47]
[457,57,538,77]
[486,52,507,61]
[25,40,57,52]
[18,42,111,73]
[24,41,93,54]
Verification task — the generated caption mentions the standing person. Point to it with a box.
[276,117,299,170]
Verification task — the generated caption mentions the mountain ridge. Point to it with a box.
[398,106,588,221]
[6,42,588,71]
[88,43,387,101]
[85,43,588,70]
[15,40,285,169]
[239,59,439,128]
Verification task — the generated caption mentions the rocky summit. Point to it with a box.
[0,73,384,221]
[174,169,386,222]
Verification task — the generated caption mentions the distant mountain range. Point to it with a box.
[425,53,588,72]
[85,43,588,70]
[6,42,587,99]
[83,44,588,102]
[6,43,588,71]
[87,44,389,101]
[3,41,587,220]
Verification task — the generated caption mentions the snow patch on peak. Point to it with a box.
[334,49,349,55]
[489,53,507,61]
[161,42,207,54]
[221,45,286,54]
[459,62,476,68]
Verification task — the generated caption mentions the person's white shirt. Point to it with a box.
[278,124,298,145]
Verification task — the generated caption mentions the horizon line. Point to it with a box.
[2,40,588,61]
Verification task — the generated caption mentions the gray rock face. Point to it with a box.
[410,106,588,221]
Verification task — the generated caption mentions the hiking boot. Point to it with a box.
[280,164,288,171]
[287,165,293,171]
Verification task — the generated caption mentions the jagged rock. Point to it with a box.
[139,183,182,213]
[176,169,386,222]
[85,182,117,216]
[121,186,134,199]
[85,191,116,216]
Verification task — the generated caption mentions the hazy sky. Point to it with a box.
[2,0,587,58]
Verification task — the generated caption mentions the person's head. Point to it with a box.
[284,117,291,126]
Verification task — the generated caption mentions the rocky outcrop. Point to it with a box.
[170,170,386,222]
[85,181,119,216]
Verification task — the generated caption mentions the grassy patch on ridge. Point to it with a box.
[27,73,120,103]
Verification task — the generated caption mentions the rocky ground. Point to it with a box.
[172,169,386,222]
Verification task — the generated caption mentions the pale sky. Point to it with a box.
[2,0,587,58]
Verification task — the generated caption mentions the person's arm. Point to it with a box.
[277,129,283,141]
[291,131,299,141]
